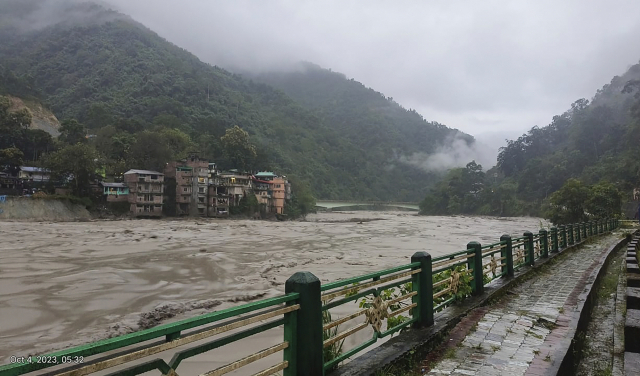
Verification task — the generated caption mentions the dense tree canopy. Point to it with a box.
[423,62,640,221]
[0,2,469,202]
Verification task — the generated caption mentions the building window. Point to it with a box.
[183,187,188,192]
[198,187,205,193]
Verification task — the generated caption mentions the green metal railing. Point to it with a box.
[0,218,619,376]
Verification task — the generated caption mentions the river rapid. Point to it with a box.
[0,211,547,373]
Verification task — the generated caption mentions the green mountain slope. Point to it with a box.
[419,60,640,217]
[253,62,469,154]
[497,62,640,194]
[0,1,470,201]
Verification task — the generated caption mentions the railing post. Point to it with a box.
[539,229,549,258]
[467,241,484,295]
[501,234,514,277]
[284,302,298,376]
[567,224,574,245]
[524,231,534,266]
[551,227,559,253]
[582,223,587,239]
[285,272,324,376]
[411,251,433,328]
[559,226,566,249]
[575,223,581,243]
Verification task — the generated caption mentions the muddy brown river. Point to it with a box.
[0,211,546,374]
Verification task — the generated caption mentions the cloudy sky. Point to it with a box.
[103,0,640,143]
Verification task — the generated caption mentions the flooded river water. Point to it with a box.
[0,211,546,373]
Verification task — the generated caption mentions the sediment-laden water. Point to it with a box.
[0,211,546,373]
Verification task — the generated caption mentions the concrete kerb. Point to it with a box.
[613,250,628,376]
[328,230,619,376]
[552,231,632,375]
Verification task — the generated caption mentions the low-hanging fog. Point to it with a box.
[22,0,640,169]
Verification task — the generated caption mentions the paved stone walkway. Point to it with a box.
[425,234,620,376]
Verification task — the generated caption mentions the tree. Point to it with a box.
[44,143,98,196]
[285,181,316,220]
[0,95,31,149]
[128,131,173,171]
[85,103,113,129]
[0,146,24,172]
[220,125,257,171]
[59,119,86,145]
[545,179,591,224]
[158,128,195,160]
[585,181,622,220]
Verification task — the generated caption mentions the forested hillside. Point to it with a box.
[253,62,470,160]
[419,61,640,219]
[0,0,468,201]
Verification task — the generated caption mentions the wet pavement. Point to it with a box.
[426,232,623,376]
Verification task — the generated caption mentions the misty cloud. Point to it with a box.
[100,0,640,137]
[397,135,496,173]
[0,0,123,32]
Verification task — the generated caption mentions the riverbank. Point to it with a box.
[0,196,91,221]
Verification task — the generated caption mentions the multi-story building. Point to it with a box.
[18,166,50,183]
[218,170,253,207]
[252,172,290,215]
[164,155,208,217]
[206,163,230,217]
[124,169,164,217]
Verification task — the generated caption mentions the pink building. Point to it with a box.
[124,169,164,217]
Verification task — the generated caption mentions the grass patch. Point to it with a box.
[527,330,543,339]
[594,366,613,376]
[444,348,457,359]
[597,259,620,300]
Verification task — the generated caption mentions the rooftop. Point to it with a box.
[255,172,277,178]
[20,166,49,173]
[124,169,164,176]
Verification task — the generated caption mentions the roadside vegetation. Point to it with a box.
[420,67,640,220]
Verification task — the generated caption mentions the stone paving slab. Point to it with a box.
[624,352,640,375]
[426,235,621,376]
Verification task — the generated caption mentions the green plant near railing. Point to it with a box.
[322,307,344,372]
[352,282,413,333]
[433,265,473,312]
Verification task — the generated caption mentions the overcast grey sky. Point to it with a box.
[103,0,640,141]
